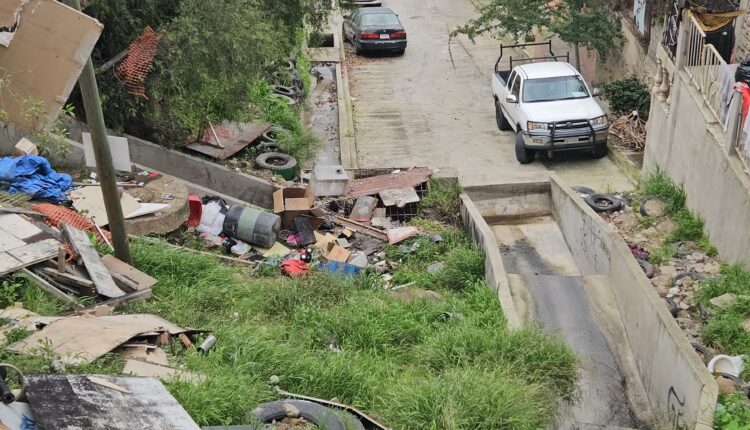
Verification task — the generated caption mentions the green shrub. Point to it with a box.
[715,394,750,430]
[604,76,651,117]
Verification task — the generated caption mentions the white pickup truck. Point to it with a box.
[492,42,609,164]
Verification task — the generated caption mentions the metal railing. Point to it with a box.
[734,109,750,173]
[682,13,727,122]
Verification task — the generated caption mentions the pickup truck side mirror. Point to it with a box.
[592,88,603,97]
[505,94,518,104]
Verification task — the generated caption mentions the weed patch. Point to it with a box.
[419,179,461,223]
[696,264,750,356]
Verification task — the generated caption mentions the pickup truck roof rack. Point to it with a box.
[494,41,571,73]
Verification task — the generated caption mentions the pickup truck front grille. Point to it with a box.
[550,119,592,140]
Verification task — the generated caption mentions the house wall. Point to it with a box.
[643,71,750,268]
[734,0,750,61]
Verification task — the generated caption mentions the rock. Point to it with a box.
[427,262,445,273]
[693,263,706,273]
[269,375,280,384]
[742,317,750,333]
[659,265,678,277]
[228,159,239,167]
[656,283,670,297]
[716,376,736,395]
[687,252,706,263]
[655,219,677,235]
[389,288,444,304]
[703,261,721,275]
[678,301,690,310]
[710,293,738,309]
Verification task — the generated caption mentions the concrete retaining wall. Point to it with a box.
[549,174,717,430]
[463,180,550,224]
[459,193,521,328]
[644,71,750,268]
[1,121,279,209]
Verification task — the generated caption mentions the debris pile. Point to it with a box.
[609,111,647,151]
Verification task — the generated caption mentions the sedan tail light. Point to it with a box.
[359,32,379,40]
[391,31,407,39]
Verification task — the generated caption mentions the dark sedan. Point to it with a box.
[343,7,406,55]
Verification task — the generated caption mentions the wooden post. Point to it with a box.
[62,0,132,265]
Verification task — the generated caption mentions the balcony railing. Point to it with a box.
[682,13,728,124]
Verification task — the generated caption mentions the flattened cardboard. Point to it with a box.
[0,0,103,129]
[122,360,205,384]
[324,242,350,263]
[70,186,140,227]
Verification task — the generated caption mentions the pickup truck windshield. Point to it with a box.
[361,14,400,26]
[522,76,589,103]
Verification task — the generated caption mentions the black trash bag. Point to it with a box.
[736,59,750,85]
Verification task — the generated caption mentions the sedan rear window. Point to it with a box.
[361,13,400,26]
[522,76,589,103]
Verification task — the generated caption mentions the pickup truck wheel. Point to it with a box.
[495,100,512,131]
[515,133,535,164]
[590,143,608,159]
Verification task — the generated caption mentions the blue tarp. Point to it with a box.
[0,156,72,203]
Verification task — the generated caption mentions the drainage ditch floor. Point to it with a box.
[492,217,639,429]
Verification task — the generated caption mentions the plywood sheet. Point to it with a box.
[8,314,185,364]
[24,375,201,430]
[82,133,132,172]
[185,122,271,160]
[0,0,103,129]
[0,238,58,276]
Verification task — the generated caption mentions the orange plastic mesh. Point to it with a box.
[199,125,231,144]
[31,203,112,244]
[116,26,162,99]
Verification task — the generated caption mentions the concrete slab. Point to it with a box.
[125,175,189,236]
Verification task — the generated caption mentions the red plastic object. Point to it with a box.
[186,195,202,227]
[281,260,309,277]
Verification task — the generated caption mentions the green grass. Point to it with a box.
[2,225,578,429]
[419,179,462,223]
[695,264,750,357]
[640,171,716,255]
[715,394,750,430]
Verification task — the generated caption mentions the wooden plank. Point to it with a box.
[333,215,388,242]
[0,213,43,240]
[61,225,125,298]
[0,238,59,276]
[101,255,156,291]
[24,375,201,430]
[37,267,95,289]
[20,268,80,307]
[80,288,153,310]
[0,207,44,217]
[0,231,25,253]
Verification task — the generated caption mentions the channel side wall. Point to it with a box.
[549,174,717,430]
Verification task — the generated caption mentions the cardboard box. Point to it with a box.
[14,138,38,156]
[323,242,351,263]
[273,185,324,228]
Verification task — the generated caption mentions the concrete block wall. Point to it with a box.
[549,174,717,430]
[644,72,750,268]
[459,193,521,329]
[735,0,750,61]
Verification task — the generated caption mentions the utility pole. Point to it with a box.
[63,0,132,264]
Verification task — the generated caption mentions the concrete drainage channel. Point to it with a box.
[460,173,717,430]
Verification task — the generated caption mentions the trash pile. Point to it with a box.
[187,166,433,279]
[609,111,647,151]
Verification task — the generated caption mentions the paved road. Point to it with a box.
[347,0,633,191]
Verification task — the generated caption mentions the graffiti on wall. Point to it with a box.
[667,386,688,430]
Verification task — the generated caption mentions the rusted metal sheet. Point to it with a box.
[345,167,431,198]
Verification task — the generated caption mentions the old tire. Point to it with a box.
[252,400,348,430]
[272,85,296,97]
[495,100,511,131]
[590,143,608,158]
[638,258,655,279]
[572,186,596,196]
[515,133,535,164]
[665,297,679,317]
[584,193,623,212]
[256,152,297,180]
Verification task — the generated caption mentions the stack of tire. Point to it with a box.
[255,126,297,181]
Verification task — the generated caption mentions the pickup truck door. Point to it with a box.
[505,71,522,129]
